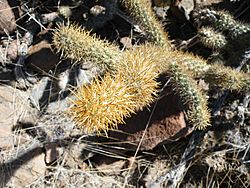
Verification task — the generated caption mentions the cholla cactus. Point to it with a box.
[214,11,250,39]
[53,25,249,133]
[205,64,250,92]
[69,74,137,133]
[194,9,250,49]
[136,44,250,92]
[53,2,250,134]
[135,44,209,78]
[114,49,159,111]
[58,6,72,18]
[85,0,118,30]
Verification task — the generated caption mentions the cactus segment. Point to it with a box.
[166,63,211,130]
[215,11,250,39]
[53,24,121,74]
[194,9,250,40]
[69,47,159,133]
[121,0,172,49]
[205,64,250,92]
[115,48,159,110]
[198,27,227,50]
[85,0,118,30]
[69,74,137,133]
[134,44,250,92]
[135,44,209,78]
[58,6,72,18]
[52,9,250,133]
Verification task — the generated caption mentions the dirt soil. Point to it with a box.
[0,0,249,187]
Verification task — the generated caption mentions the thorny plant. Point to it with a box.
[53,0,250,134]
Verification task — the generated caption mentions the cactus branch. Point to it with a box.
[68,47,158,133]
[53,24,121,74]
[198,27,227,50]
[165,63,211,130]
[121,0,172,49]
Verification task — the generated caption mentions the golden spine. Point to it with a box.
[68,48,158,133]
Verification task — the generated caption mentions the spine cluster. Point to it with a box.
[196,9,250,40]
[136,44,250,92]
[214,11,250,39]
[205,64,250,92]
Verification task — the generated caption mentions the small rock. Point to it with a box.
[0,40,18,64]
[94,156,127,175]
[171,0,195,21]
[144,159,171,187]
[7,40,18,60]
[63,142,94,169]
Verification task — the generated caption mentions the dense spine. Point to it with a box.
[194,9,250,49]
[136,44,210,78]
[54,25,249,92]
[198,27,227,50]
[69,48,158,133]
[205,64,250,92]
[115,48,159,110]
[69,74,136,133]
[122,0,172,49]
[166,63,210,130]
[214,11,250,39]
[53,24,121,74]
[137,44,250,92]
[53,5,250,133]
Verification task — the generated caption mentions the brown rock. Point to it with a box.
[5,148,46,188]
[109,87,191,150]
[0,0,17,35]
[26,40,59,73]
